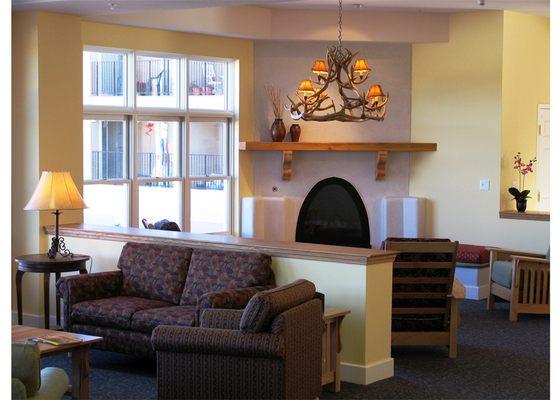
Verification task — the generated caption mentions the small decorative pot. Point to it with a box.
[516,198,527,212]
[289,124,301,142]
[270,119,286,142]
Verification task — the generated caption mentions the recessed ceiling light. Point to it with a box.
[478,0,486,6]
[353,3,364,9]
[108,2,117,11]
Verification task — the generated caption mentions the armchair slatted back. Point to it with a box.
[384,238,459,332]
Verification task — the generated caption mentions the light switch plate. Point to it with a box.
[479,179,490,191]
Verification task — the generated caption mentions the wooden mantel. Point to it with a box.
[239,141,437,181]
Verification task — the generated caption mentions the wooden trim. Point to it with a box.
[239,141,437,152]
[393,292,447,299]
[393,307,447,314]
[499,210,549,221]
[45,224,397,266]
[394,261,455,269]
[385,241,457,253]
[392,331,450,345]
[393,277,450,284]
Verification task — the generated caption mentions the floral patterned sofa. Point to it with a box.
[56,242,275,357]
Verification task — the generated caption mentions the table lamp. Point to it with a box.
[24,171,88,258]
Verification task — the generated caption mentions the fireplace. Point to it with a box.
[296,177,371,248]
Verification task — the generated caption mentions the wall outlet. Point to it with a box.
[479,179,490,191]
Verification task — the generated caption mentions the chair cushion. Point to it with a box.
[457,244,489,264]
[130,305,197,333]
[71,296,172,329]
[491,260,514,288]
[118,242,193,304]
[240,279,316,333]
[180,249,273,305]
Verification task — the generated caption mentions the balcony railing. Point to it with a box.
[90,61,123,97]
[90,151,224,190]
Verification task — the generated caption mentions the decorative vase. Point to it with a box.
[516,198,527,212]
[289,124,301,142]
[270,118,286,142]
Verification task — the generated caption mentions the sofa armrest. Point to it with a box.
[199,309,244,330]
[197,285,273,310]
[57,271,123,305]
[152,325,284,359]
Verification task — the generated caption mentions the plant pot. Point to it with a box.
[289,124,301,142]
[516,198,527,212]
[270,119,286,142]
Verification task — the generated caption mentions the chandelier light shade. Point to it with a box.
[287,0,389,122]
[352,59,371,76]
[297,79,316,95]
[311,60,329,76]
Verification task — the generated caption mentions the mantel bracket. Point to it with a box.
[282,150,293,181]
[375,151,388,181]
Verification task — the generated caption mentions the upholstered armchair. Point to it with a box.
[151,279,324,400]
[12,343,69,400]
[487,247,550,321]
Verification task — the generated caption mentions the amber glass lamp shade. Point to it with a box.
[311,60,328,76]
[353,59,371,76]
[297,79,315,95]
[366,84,385,101]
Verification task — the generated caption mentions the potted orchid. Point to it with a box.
[508,152,537,212]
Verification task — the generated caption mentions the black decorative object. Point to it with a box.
[508,187,530,213]
[47,210,73,259]
[296,177,370,248]
[515,198,528,213]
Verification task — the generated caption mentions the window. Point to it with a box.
[83,51,126,107]
[136,55,180,108]
[83,118,129,227]
[83,48,235,233]
[188,60,228,111]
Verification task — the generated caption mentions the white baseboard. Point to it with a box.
[463,284,489,300]
[12,311,62,329]
[340,358,394,385]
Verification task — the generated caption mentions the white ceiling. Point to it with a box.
[11,0,549,16]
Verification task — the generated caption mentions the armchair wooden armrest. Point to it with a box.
[488,248,545,261]
[510,255,550,265]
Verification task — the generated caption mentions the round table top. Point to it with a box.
[15,253,90,265]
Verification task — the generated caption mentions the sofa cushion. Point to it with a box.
[130,305,197,333]
[71,296,172,330]
[491,260,514,288]
[240,279,316,333]
[180,249,273,305]
[118,242,193,304]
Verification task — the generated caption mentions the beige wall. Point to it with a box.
[410,12,549,253]
[500,12,550,210]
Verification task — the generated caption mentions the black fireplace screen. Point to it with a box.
[296,177,371,248]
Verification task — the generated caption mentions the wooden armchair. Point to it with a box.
[384,238,459,358]
[487,247,550,321]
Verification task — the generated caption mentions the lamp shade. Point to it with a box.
[24,171,87,211]
[353,59,371,75]
[366,84,385,100]
[297,79,315,95]
[311,60,328,76]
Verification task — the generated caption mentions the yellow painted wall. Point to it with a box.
[12,13,255,318]
[500,12,550,210]
[410,12,549,253]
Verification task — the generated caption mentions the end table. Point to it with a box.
[15,254,90,329]
[322,308,350,392]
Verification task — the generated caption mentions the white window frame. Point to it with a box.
[83,47,236,234]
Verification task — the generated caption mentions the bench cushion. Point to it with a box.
[180,249,273,305]
[491,260,514,288]
[71,296,171,330]
[118,242,193,304]
[130,305,197,333]
[457,244,489,264]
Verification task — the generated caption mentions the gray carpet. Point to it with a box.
[43,300,549,399]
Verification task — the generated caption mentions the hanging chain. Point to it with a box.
[338,0,343,47]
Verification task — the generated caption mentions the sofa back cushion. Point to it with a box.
[118,242,193,304]
[239,279,316,333]
[179,249,273,305]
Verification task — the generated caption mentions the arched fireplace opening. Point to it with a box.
[296,177,371,248]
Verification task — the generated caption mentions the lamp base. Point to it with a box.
[48,210,74,259]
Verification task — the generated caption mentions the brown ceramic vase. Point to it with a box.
[289,124,301,142]
[270,119,286,142]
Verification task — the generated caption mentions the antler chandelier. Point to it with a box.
[287,0,388,122]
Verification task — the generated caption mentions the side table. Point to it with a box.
[322,308,350,392]
[15,254,90,329]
